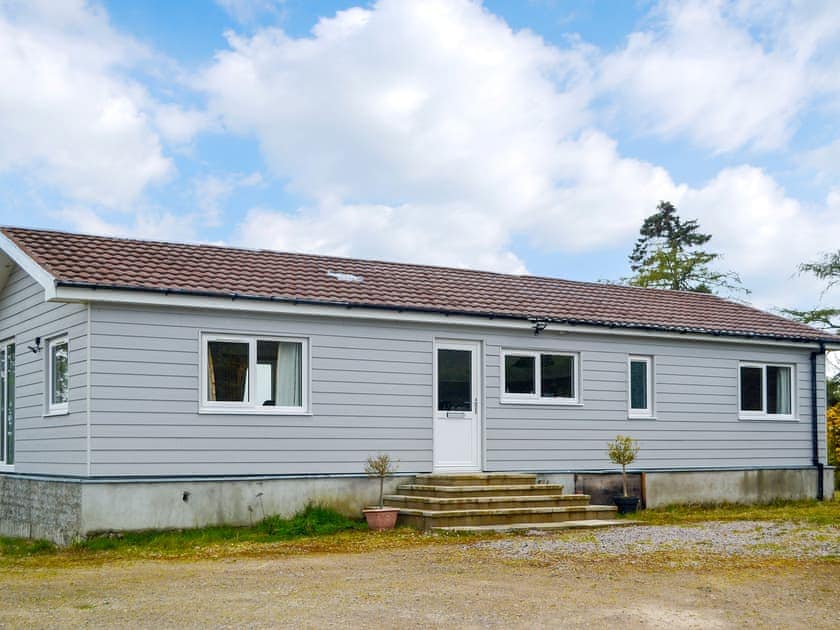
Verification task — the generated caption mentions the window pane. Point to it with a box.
[51,341,69,405]
[207,341,249,402]
[438,349,472,411]
[630,360,648,410]
[1,347,5,461]
[541,354,574,398]
[766,366,791,415]
[257,340,302,407]
[505,355,535,395]
[740,366,763,411]
[4,345,13,465]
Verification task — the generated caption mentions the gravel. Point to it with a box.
[475,521,840,560]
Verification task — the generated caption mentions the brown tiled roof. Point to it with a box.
[1,226,834,343]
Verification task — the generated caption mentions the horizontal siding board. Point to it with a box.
[75,302,827,476]
[91,449,430,464]
[89,461,433,476]
[93,425,430,439]
[0,265,88,475]
[92,437,431,452]
[93,361,198,377]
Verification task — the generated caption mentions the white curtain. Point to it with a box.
[276,342,302,407]
[776,367,791,414]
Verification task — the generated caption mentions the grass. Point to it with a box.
[630,497,840,526]
[0,537,56,557]
[1,498,837,566]
[75,504,368,553]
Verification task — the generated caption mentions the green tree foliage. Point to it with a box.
[607,435,640,497]
[782,250,840,406]
[783,250,840,334]
[829,376,840,408]
[627,201,746,295]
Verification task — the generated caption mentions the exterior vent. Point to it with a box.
[326,271,364,283]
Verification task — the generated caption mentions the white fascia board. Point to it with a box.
[0,231,56,298]
[52,284,828,350]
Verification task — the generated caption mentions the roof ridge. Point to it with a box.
[0,225,769,302]
[1,225,833,343]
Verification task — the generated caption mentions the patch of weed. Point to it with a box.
[257,504,367,538]
[0,537,55,557]
[75,504,366,554]
[634,498,840,526]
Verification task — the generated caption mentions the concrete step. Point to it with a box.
[397,504,618,529]
[384,493,590,511]
[432,519,636,533]
[397,483,566,498]
[413,473,538,487]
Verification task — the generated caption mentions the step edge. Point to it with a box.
[396,505,618,517]
[384,494,587,503]
[398,483,568,496]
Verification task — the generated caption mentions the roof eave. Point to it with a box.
[52,280,834,346]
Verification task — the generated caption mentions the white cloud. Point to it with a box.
[599,0,839,153]
[57,205,201,242]
[0,0,198,207]
[203,0,677,269]
[154,104,213,146]
[801,138,840,184]
[237,201,528,272]
[6,0,833,318]
[677,166,840,307]
[202,0,838,313]
[194,171,263,226]
[216,0,286,25]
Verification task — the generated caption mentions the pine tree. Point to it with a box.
[627,201,745,295]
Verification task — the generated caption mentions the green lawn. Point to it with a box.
[630,497,840,526]
[1,498,837,565]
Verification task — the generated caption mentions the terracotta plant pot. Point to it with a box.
[362,507,400,530]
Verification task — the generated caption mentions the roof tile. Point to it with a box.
[1,226,834,343]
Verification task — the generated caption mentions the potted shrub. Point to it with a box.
[362,453,400,530]
[607,435,641,514]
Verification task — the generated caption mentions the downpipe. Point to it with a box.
[810,342,827,501]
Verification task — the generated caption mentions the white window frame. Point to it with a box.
[738,361,796,421]
[500,349,580,405]
[45,335,70,416]
[200,333,310,415]
[0,338,14,470]
[628,355,654,419]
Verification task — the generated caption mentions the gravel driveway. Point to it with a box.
[2,522,838,629]
[477,520,840,560]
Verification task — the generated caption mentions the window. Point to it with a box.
[202,334,308,413]
[501,350,578,403]
[1,340,14,466]
[47,336,69,415]
[739,362,794,419]
[628,356,653,418]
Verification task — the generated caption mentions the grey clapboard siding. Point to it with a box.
[85,302,827,477]
[0,265,88,475]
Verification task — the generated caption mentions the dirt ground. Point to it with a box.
[2,541,838,629]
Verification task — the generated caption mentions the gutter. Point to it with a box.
[53,280,836,346]
[810,341,827,500]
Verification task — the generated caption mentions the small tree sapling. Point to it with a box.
[364,453,398,508]
[607,435,640,497]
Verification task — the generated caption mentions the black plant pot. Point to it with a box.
[613,495,640,514]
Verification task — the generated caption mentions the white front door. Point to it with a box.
[433,340,481,471]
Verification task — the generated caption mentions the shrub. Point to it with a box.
[827,403,840,467]
[607,435,640,497]
[364,453,399,508]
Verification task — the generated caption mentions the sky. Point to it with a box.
[1,0,839,318]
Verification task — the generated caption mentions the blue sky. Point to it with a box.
[1,0,839,313]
